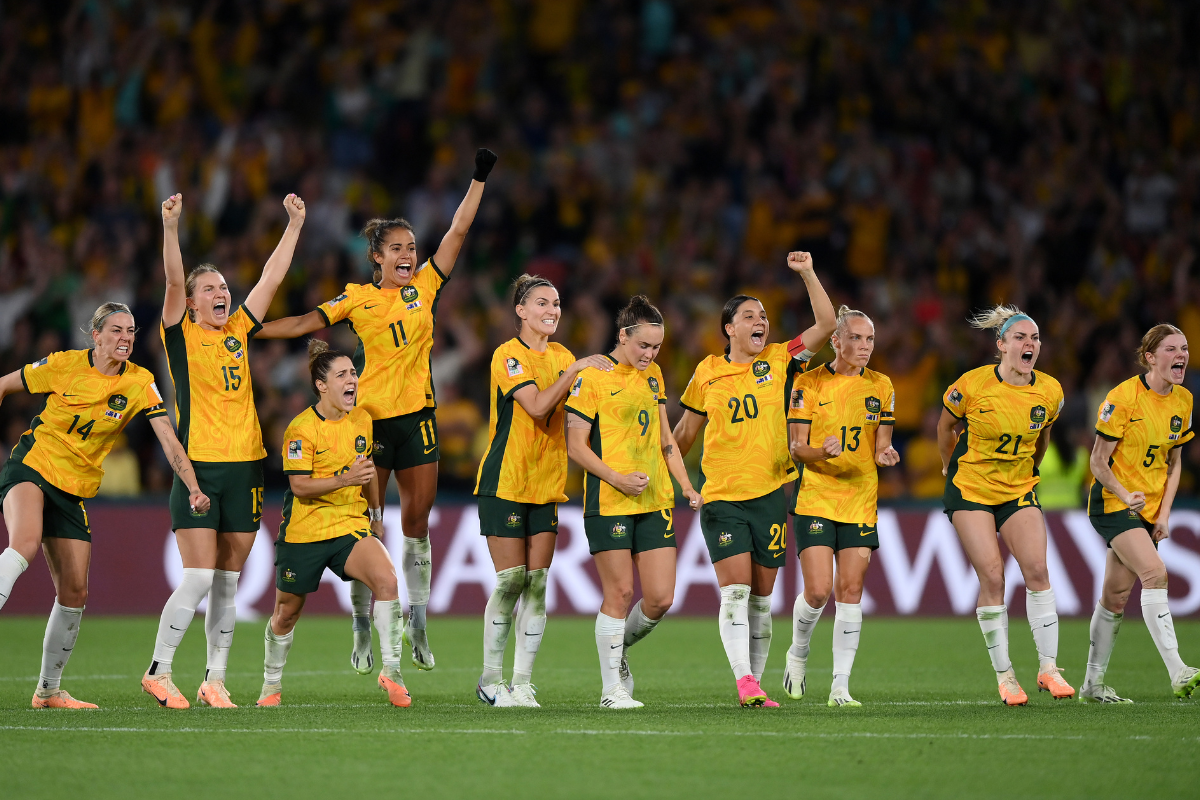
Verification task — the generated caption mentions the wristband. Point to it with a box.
[368,508,383,523]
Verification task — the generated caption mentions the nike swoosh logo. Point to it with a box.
[1129,418,1144,423]
[751,636,770,640]
[610,644,622,649]
[664,532,674,538]
[1042,621,1057,628]
[610,390,624,396]
[491,620,508,626]
[731,622,746,626]
[819,401,832,406]
[62,393,77,397]
[860,531,873,536]
[220,629,234,635]
[1158,612,1170,619]
[708,378,721,385]
[201,343,216,347]
[424,446,436,454]
[169,625,183,631]
[979,409,994,414]
[842,629,859,634]
[365,305,380,310]
[315,449,328,455]
[987,644,1000,649]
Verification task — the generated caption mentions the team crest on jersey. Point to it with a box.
[648,376,660,394]
[1170,414,1184,440]
[1100,402,1116,422]
[287,440,303,460]
[401,286,419,303]
[864,395,881,421]
[282,568,296,583]
[506,357,523,377]
[107,394,128,411]
[355,435,368,453]
[790,389,804,410]
[611,522,628,538]
[223,336,244,359]
[506,513,522,528]
[1029,405,1047,430]
[718,531,733,547]
[752,360,770,378]
[808,520,824,534]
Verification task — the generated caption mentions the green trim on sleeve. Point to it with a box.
[315,306,332,327]
[241,303,264,337]
[679,401,707,416]
[943,402,963,420]
[1095,429,1119,442]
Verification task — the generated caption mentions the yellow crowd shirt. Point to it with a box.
[474,338,575,504]
[679,343,801,502]
[1089,375,1194,523]
[160,304,266,463]
[789,363,895,523]
[279,405,374,543]
[565,357,673,517]
[317,260,447,420]
[16,350,168,498]
[942,366,1064,505]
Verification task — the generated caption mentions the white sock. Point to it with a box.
[623,599,661,651]
[595,612,625,692]
[39,600,83,692]
[719,584,752,680]
[977,605,1012,674]
[1084,602,1122,687]
[787,594,824,660]
[263,622,293,684]
[512,568,548,686]
[150,567,214,674]
[373,598,404,669]
[350,579,372,633]
[831,602,862,693]
[481,566,525,685]
[0,547,29,611]
[748,594,772,682]
[1141,588,1186,677]
[402,537,432,630]
[204,569,238,683]
[1026,588,1059,668]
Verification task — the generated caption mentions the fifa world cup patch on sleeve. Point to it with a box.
[150,382,163,403]
[327,293,348,306]
[30,357,48,369]
[570,376,582,396]
[948,387,963,406]
[790,389,804,410]
[506,357,523,377]
[287,440,303,460]
[1100,402,1116,422]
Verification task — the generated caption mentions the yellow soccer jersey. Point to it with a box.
[565,357,673,517]
[15,350,167,497]
[942,366,1064,505]
[475,338,575,504]
[161,304,265,463]
[317,260,447,420]
[789,363,895,523]
[279,405,375,544]
[1089,375,1194,523]
[679,343,800,502]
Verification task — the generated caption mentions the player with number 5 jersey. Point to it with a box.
[142,192,306,711]
[0,303,208,710]
[784,305,898,708]
[937,305,1072,706]
[258,148,498,674]
[672,251,835,708]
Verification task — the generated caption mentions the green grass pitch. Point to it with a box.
[0,615,1197,799]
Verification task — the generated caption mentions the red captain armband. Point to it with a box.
[787,334,809,359]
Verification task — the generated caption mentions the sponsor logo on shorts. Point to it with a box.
[282,568,296,583]
[808,520,824,534]
[506,357,523,377]
[401,286,419,303]
[287,440,303,460]
[648,376,660,394]
[718,531,733,547]
[355,435,368,453]
[611,522,628,538]
[506,512,522,528]
[108,394,128,411]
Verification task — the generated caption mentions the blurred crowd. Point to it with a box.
[2,0,1200,505]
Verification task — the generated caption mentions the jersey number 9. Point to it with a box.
[637,409,650,436]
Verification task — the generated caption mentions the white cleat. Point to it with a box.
[477,681,517,707]
[782,654,807,700]
[351,624,374,675]
[827,686,862,708]
[508,683,541,708]
[404,621,436,671]
[600,685,643,709]
[618,652,635,696]
[1078,683,1133,704]
[1171,666,1200,699]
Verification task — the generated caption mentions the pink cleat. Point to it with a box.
[737,675,768,707]
[761,696,781,708]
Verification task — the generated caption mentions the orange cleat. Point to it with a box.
[32,688,98,709]
[998,671,1028,706]
[256,682,282,707]
[1037,666,1076,699]
[378,668,412,708]
[197,680,237,708]
[142,671,189,709]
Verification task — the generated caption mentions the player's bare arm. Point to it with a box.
[1089,434,1145,512]
[244,194,307,322]
[512,354,613,421]
[671,408,706,458]
[432,148,497,277]
[148,415,210,514]
[659,405,701,509]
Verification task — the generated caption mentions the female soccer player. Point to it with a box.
[937,305,1073,705]
[783,306,898,708]
[258,148,497,672]
[1081,324,1200,702]
[256,341,410,708]
[142,192,305,710]
[0,303,209,709]
[473,274,612,708]
[564,295,702,709]
[671,251,835,708]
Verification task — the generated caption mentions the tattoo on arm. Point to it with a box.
[664,444,674,459]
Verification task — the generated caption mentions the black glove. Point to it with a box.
[473,148,498,182]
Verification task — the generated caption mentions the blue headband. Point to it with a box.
[998,314,1033,338]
